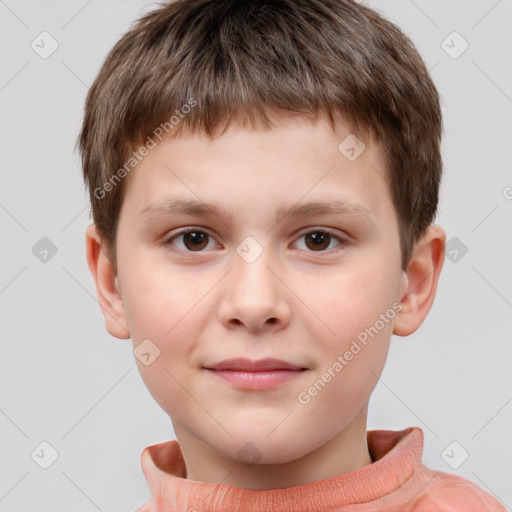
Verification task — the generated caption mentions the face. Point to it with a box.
[113,113,408,465]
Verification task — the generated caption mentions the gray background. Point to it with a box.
[0,0,511,510]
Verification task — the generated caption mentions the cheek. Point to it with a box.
[119,254,200,341]
[120,257,215,380]
[306,275,394,419]
[119,261,205,411]
[317,264,397,355]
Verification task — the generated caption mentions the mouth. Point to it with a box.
[202,358,308,390]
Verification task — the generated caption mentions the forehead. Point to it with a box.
[120,114,394,227]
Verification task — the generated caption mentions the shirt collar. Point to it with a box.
[139,427,424,511]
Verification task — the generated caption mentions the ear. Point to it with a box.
[85,224,130,339]
[393,224,446,336]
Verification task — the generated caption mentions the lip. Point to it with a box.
[204,358,307,371]
[205,368,307,390]
[203,358,308,390]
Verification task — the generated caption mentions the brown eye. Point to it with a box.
[166,229,214,252]
[182,231,209,251]
[295,229,346,253]
[304,231,331,251]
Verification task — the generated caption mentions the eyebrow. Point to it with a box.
[138,197,374,224]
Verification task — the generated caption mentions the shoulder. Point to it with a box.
[406,467,507,512]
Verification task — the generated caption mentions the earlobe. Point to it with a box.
[393,224,446,337]
[85,224,131,339]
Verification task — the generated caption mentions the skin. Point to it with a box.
[86,112,445,490]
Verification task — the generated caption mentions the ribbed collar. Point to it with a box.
[140,427,424,511]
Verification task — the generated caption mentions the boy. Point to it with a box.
[78,0,507,510]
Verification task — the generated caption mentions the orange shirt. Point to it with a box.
[135,427,506,511]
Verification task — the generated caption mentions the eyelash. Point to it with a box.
[164,227,349,255]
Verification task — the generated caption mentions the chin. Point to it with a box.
[210,433,304,466]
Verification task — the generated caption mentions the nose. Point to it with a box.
[217,244,292,332]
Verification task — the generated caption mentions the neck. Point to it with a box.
[173,405,373,490]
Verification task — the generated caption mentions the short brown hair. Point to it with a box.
[77,0,443,270]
